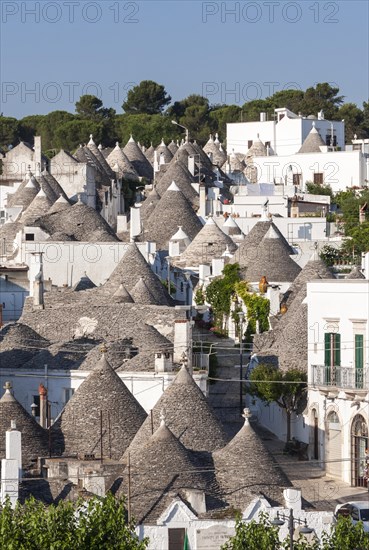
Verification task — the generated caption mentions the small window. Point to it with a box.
[293,173,302,185]
[180,282,184,293]
[25,233,35,241]
[265,141,271,148]
[313,173,324,185]
[247,140,253,149]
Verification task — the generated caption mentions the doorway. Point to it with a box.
[351,415,368,487]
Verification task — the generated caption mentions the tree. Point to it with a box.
[205,263,241,333]
[76,95,116,120]
[123,80,171,115]
[209,104,242,141]
[223,514,369,549]
[338,103,364,141]
[53,119,103,151]
[18,115,45,144]
[0,116,19,149]
[302,83,344,119]
[0,493,149,550]
[249,364,307,441]
[222,513,281,550]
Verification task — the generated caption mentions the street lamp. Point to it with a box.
[171,120,189,143]
[238,311,245,414]
[272,509,313,550]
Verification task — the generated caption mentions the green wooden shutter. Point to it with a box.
[355,335,364,369]
[324,333,331,366]
[334,333,341,366]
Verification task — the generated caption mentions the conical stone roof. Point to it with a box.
[155,139,173,164]
[130,276,158,305]
[47,195,71,215]
[87,135,116,179]
[21,188,53,226]
[112,284,133,303]
[72,273,96,292]
[7,175,39,209]
[123,136,153,180]
[167,140,179,156]
[284,249,333,306]
[213,410,290,507]
[126,365,227,454]
[247,135,267,157]
[298,125,325,153]
[144,144,155,163]
[139,187,161,221]
[0,383,49,467]
[223,216,242,236]
[144,184,203,251]
[177,217,237,267]
[120,420,210,523]
[239,226,301,282]
[155,160,198,206]
[102,243,173,306]
[51,354,147,459]
[106,143,139,181]
[41,168,69,201]
[231,221,294,268]
[37,202,118,242]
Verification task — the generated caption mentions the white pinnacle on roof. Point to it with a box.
[160,139,166,146]
[214,133,220,144]
[224,216,238,228]
[170,226,190,241]
[167,181,180,192]
[114,142,120,149]
[264,225,280,239]
[55,194,69,204]
[36,187,47,198]
[128,135,135,142]
[98,144,103,150]
[88,134,95,146]
[25,176,37,189]
[205,216,216,226]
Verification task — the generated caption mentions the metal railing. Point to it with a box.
[192,352,209,372]
[311,365,369,390]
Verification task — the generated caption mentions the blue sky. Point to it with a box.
[1,0,368,118]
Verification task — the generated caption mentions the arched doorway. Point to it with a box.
[326,411,341,478]
[351,415,368,487]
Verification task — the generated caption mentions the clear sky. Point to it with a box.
[1,0,368,118]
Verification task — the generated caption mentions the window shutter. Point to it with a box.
[324,333,331,366]
[355,335,364,370]
[334,333,341,366]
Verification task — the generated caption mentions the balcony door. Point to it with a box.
[324,332,341,385]
[355,335,364,389]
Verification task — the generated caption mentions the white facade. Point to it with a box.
[227,109,345,156]
[253,149,368,192]
[306,278,369,485]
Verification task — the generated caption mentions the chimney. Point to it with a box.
[260,112,266,122]
[1,419,21,507]
[6,421,22,477]
[183,489,206,514]
[154,351,173,373]
[188,155,195,177]
[199,184,206,219]
[130,207,141,241]
[38,383,48,428]
[33,136,42,172]
[29,252,44,298]
[33,271,45,310]
[153,151,160,173]
[174,320,192,372]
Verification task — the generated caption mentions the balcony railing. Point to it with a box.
[311,365,369,390]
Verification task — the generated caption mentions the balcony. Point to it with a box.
[311,365,369,390]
